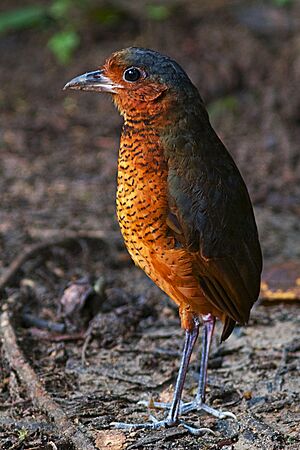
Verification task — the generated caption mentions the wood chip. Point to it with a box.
[94,430,126,450]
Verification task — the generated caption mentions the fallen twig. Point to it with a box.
[0,309,97,450]
[22,313,66,333]
[28,328,84,342]
[0,417,55,432]
[0,230,120,293]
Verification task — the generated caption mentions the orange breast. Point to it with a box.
[116,121,224,327]
[116,122,171,264]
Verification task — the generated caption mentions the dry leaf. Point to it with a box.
[159,385,174,404]
[94,430,126,450]
[60,278,94,317]
[260,261,300,302]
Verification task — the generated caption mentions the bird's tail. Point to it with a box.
[221,316,236,342]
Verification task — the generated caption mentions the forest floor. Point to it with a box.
[0,1,300,449]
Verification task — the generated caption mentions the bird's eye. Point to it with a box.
[123,67,142,82]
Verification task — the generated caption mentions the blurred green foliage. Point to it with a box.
[88,5,124,25]
[49,0,74,20]
[0,1,173,65]
[48,30,80,64]
[0,6,47,33]
[146,5,171,21]
[207,96,239,122]
[272,0,292,5]
[0,1,83,64]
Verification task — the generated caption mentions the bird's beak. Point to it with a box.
[63,69,122,93]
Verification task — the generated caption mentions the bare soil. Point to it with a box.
[0,1,300,449]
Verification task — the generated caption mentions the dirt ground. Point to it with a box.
[0,1,300,449]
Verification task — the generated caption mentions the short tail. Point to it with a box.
[221,316,236,342]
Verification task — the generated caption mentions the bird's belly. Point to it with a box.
[116,170,172,279]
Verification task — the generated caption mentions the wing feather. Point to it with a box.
[166,124,262,339]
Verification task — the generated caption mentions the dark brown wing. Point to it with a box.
[166,124,262,341]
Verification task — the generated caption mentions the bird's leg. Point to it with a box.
[143,315,213,411]
[112,317,213,435]
[197,313,215,404]
[165,316,200,424]
[181,314,236,419]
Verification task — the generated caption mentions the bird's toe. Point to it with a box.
[180,401,236,420]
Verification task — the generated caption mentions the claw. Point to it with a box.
[181,422,215,436]
[215,410,236,420]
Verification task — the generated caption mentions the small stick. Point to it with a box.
[0,310,96,450]
[28,328,84,342]
[22,313,66,333]
[0,417,55,432]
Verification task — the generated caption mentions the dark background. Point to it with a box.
[0,1,299,449]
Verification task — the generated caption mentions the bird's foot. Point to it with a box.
[181,401,236,420]
[139,399,236,420]
[111,415,214,436]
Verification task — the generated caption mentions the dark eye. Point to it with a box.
[123,67,142,82]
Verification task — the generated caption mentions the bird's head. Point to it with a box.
[64,47,199,119]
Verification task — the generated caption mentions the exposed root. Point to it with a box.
[0,309,97,450]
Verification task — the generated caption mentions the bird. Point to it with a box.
[64,47,262,435]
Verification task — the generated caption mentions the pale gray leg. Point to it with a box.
[112,317,214,435]
[182,314,236,419]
